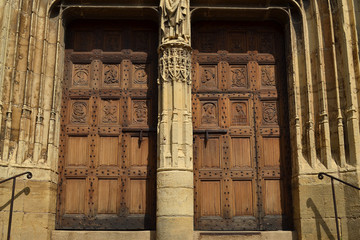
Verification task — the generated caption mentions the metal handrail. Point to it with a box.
[0,171,32,240]
[318,172,360,240]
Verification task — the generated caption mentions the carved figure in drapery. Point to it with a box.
[201,103,217,124]
[233,103,247,124]
[201,69,216,87]
[231,68,247,87]
[160,0,190,44]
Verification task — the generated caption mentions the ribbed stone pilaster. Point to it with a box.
[156,42,193,240]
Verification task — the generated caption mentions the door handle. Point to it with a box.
[193,129,228,145]
[122,128,156,146]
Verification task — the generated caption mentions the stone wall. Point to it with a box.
[0,0,359,239]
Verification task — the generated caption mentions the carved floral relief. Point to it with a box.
[262,102,278,124]
[71,101,87,123]
[133,65,148,85]
[102,100,118,124]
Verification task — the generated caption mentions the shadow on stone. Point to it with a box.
[306,198,335,240]
[0,187,31,211]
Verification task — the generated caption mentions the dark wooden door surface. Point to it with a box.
[192,22,292,231]
[56,20,158,230]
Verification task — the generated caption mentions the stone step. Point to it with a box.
[51,230,296,240]
[51,231,155,240]
[196,231,296,240]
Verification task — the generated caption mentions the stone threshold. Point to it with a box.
[52,230,296,240]
[195,231,297,240]
[51,231,156,240]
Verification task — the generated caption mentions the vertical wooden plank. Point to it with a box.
[200,180,221,216]
[129,179,147,214]
[232,180,253,216]
[263,138,280,167]
[98,179,118,214]
[231,137,251,168]
[67,136,88,166]
[130,136,149,166]
[99,137,118,166]
[264,180,282,215]
[201,138,220,168]
[65,179,86,214]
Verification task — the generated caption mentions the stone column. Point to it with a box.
[157,1,193,240]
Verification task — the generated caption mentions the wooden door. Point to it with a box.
[56,20,158,230]
[192,22,292,231]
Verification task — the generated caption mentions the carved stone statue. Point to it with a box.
[160,0,190,44]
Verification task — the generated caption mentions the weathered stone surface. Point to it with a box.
[157,170,193,188]
[156,216,193,240]
[157,187,193,216]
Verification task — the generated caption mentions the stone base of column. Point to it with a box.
[156,170,193,240]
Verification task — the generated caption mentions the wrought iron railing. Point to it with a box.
[0,171,32,240]
[318,172,360,240]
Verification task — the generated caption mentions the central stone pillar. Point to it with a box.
[156,1,193,240]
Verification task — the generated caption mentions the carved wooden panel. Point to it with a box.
[57,20,157,230]
[200,101,218,127]
[230,66,248,88]
[260,65,276,87]
[262,102,278,125]
[70,100,88,124]
[193,21,291,231]
[231,101,249,126]
[72,64,90,87]
[132,64,149,88]
[199,65,218,89]
[103,64,120,86]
